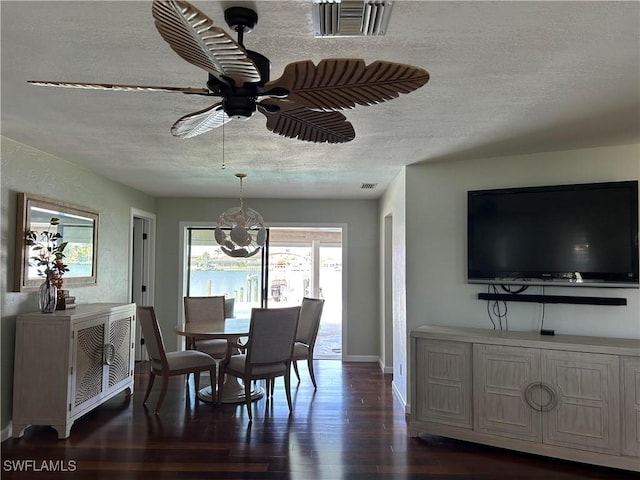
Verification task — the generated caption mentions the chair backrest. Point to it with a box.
[137,306,168,369]
[225,298,235,318]
[296,297,325,345]
[184,296,226,328]
[246,307,301,366]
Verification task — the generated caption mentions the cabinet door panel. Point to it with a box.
[415,339,472,428]
[543,350,620,454]
[107,317,133,388]
[622,356,640,457]
[73,322,105,410]
[474,344,541,442]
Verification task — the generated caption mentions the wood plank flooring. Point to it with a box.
[2,361,634,479]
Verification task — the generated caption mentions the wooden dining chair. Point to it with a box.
[291,297,325,389]
[137,306,216,414]
[218,306,301,421]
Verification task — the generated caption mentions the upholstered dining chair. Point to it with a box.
[224,297,235,318]
[218,306,301,421]
[291,297,325,389]
[184,296,229,398]
[137,306,216,414]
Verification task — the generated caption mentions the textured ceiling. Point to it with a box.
[2,1,639,199]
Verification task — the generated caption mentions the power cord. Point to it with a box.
[538,285,554,335]
[486,284,508,330]
[485,283,530,330]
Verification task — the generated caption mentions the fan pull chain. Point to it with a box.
[221,121,226,170]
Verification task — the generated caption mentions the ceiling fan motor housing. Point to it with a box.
[224,7,258,33]
[224,95,257,119]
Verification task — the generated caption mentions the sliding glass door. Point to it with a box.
[184,226,342,359]
[185,227,265,319]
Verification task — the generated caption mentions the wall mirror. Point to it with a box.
[14,193,99,291]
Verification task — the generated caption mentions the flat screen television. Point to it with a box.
[467,180,639,288]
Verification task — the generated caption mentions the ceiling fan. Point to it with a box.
[28,0,430,144]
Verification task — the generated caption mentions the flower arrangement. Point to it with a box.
[25,217,69,288]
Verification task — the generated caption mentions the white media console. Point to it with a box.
[409,325,640,472]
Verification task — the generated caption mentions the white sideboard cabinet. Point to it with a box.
[13,303,136,439]
[410,326,640,472]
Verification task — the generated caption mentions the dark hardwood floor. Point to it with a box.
[2,361,634,479]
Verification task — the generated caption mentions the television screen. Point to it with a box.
[467,181,639,288]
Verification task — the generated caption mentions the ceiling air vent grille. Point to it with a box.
[312,1,394,37]
[361,183,378,190]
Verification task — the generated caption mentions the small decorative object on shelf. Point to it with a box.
[38,278,57,313]
[56,290,76,310]
[25,217,69,313]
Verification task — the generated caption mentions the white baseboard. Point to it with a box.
[377,358,393,374]
[1,422,13,442]
[342,355,379,363]
[391,380,410,415]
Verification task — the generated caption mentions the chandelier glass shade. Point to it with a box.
[215,174,266,258]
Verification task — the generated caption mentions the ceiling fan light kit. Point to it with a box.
[27,0,428,143]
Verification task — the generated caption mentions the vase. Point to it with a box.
[38,279,57,313]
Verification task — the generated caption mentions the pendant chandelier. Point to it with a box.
[215,173,266,258]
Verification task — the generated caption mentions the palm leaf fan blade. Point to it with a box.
[152,0,260,85]
[171,103,229,138]
[26,81,210,94]
[259,101,355,144]
[266,59,429,111]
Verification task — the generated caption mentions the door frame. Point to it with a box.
[129,208,156,360]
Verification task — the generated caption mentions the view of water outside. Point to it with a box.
[186,228,342,359]
[187,246,262,319]
[267,245,342,359]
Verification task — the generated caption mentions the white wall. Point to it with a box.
[405,143,640,340]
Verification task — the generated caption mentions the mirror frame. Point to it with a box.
[14,193,99,291]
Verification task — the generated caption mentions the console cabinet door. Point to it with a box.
[542,350,620,454]
[474,344,542,442]
[414,339,472,428]
[106,316,134,391]
[621,356,640,457]
[71,320,106,414]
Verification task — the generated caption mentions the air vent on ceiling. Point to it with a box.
[312,0,394,37]
[361,183,378,190]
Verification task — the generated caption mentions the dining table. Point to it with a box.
[174,317,264,404]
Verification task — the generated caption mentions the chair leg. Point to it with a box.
[244,378,253,421]
[292,361,301,383]
[284,368,293,414]
[143,372,156,404]
[307,356,317,389]
[155,376,169,415]
[194,370,200,393]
